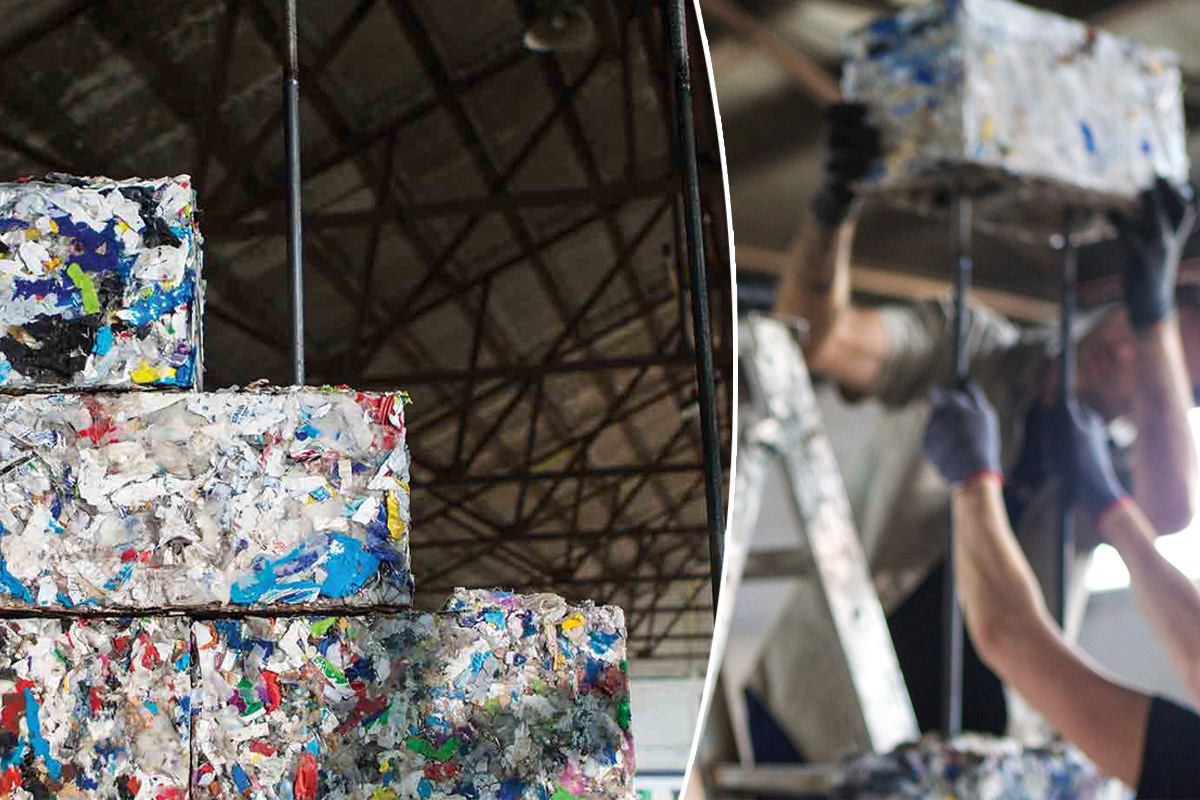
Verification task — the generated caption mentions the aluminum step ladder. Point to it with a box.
[723,313,919,768]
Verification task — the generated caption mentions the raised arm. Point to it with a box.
[1117,178,1199,534]
[1066,400,1200,708]
[773,103,889,393]
[921,384,1151,787]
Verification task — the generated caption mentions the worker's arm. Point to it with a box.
[1102,501,1200,707]
[1119,178,1199,534]
[1065,400,1200,708]
[953,477,1151,787]
[922,384,1151,787]
[773,103,889,393]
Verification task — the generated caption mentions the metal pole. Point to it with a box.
[667,0,725,613]
[943,192,971,737]
[284,0,306,386]
[1057,208,1079,626]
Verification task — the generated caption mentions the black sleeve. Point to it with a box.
[1137,695,1200,799]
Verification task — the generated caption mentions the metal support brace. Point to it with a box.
[666,0,725,613]
[1057,208,1079,625]
[942,193,971,737]
[284,0,306,386]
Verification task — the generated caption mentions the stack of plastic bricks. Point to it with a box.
[0,174,635,798]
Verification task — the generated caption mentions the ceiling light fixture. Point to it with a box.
[520,0,595,53]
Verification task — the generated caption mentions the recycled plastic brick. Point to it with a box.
[0,174,204,391]
[0,616,192,799]
[0,386,414,611]
[834,733,1129,799]
[842,0,1190,239]
[191,590,635,799]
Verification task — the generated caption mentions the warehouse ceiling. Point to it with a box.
[710,0,1200,322]
[0,0,732,676]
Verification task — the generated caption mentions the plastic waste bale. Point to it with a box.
[842,0,1189,241]
[0,617,192,798]
[191,589,635,799]
[834,732,1131,799]
[0,174,204,391]
[0,385,413,611]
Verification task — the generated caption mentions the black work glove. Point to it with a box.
[1112,176,1198,330]
[812,102,882,228]
[921,380,1002,487]
[1055,401,1128,520]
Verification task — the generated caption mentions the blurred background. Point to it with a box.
[689,0,1200,796]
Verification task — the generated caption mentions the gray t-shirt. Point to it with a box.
[841,296,1112,627]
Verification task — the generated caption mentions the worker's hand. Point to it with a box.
[1057,401,1130,520]
[1112,176,1198,330]
[921,380,1001,486]
[812,102,881,228]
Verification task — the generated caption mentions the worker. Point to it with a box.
[921,380,1200,798]
[771,101,1200,736]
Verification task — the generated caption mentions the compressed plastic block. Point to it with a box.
[0,617,192,798]
[191,590,634,799]
[0,386,413,611]
[835,733,1129,799]
[842,0,1190,240]
[0,174,204,391]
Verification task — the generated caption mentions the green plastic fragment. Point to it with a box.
[405,736,460,762]
[243,701,264,717]
[617,698,631,731]
[311,618,337,637]
[551,787,582,800]
[315,655,347,684]
[66,263,100,314]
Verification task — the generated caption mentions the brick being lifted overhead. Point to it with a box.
[0,386,414,611]
[842,0,1190,240]
[0,174,203,391]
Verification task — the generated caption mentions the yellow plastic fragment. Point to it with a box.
[386,491,406,540]
[561,612,585,632]
[131,363,159,384]
[371,789,398,800]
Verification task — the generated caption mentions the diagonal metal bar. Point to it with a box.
[194,0,243,190]
[453,276,493,469]
[458,200,671,468]
[0,130,72,173]
[413,370,684,553]
[351,130,399,369]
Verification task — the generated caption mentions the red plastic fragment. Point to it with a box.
[294,752,318,800]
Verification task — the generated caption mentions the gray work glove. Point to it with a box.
[1111,177,1198,330]
[1056,401,1129,520]
[812,102,882,227]
[921,380,1002,486]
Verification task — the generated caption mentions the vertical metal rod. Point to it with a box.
[942,193,971,737]
[1057,208,1079,626]
[284,0,306,386]
[667,0,725,613]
